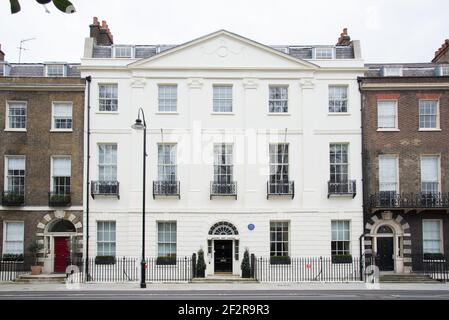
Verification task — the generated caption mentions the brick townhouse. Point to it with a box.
[0,45,85,273]
[359,40,449,274]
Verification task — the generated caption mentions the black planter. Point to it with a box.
[241,269,251,278]
[196,269,205,278]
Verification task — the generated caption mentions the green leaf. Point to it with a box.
[10,0,21,14]
[52,0,76,13]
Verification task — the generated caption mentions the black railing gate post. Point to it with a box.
[192,253,197,279]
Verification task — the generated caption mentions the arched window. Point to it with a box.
[48,219,76,233]
[377,225,394,234]
[209,221,238,235]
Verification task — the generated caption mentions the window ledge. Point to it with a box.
[50,129,73,133]
[4,129,27,132]
[155,112,179,115]
[419,128,442,132]
[267,113,291,116]
[95,111,119,115]
[328,113,351,116]
[377,128,400,132]
[211,112,235,116]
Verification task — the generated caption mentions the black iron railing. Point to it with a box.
[411,254,449,282]
[254,256,361,282]
[73,256,192,283]
[267,181,294,199]
[48,192,71,207]
[210,182,237,199]
[153,181,180,199]
[0,255,34,282]
[369,192,449,209]
[91,181,120,199]
[1,191,25,207]
[328,180,356,198]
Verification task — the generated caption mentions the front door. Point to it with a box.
[214,240,233,273]
[377,237,394,271]
[54,237,70,273]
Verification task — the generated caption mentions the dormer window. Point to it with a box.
[46,64,65,77]
[382,67,403,77]
[315,47,334,59]
[113,46,133,58]
[440,66,449,76]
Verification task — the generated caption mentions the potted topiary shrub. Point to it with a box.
[196,249,206,278]
[28,239,43,275]
[241,249,251,278]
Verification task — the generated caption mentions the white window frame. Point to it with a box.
[439,66,449,76]
[314,47,335,60]
[419,99,440,131]
[213,143,233,184]
[378,155,399,193]
[5,101,27,131]
[50,156,71,194]
[45,64,66,77]
[98,83,118,113]
[157,85,178,113]
[157,143,177,182]
[212,85,233,113]
[98,143,117,181]
[4,156,26,195]
[268,86,289,113]
[269,221,290,257]
[329,143,350,185]
[51,102,73,131]
[157,221,177,258]
[420,155,441,194]
[328,85,349,113]
[422,219,443,255]
[2,221,24,256]
[113,45,134,58]
[331,220,351,256]
[377,100,399,131]
[96,221,116,257]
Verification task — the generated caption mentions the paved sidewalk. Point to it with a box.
[1,282,449,291]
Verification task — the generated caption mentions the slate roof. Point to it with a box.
[0,62,80,77]
[365,63,449,77]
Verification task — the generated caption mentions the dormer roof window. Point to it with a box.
[314,47,334,60]
[45,63,66,77]
[113,45,133,58]
[381,66,403,77]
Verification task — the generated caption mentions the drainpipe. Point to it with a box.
[358,76,367,281]
[84,76,92,280]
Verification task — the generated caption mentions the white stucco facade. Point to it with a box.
[81,30,365,276]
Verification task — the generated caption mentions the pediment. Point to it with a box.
[128,30,318,70]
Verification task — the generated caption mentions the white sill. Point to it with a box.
[419,128,442,132]
[328,112,351,116]
[211,112,235,116]
[50,129,73,133]
[267,113,291,116]
[377,128,400,132]
[95,111,119,115]
[155,112,179,115]
[4,128,26,132]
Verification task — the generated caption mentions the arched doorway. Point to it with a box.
[208,222,239,275]
[376,225,395,271]
[44,219,77,273]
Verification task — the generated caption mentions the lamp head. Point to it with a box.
[131,118,145,130]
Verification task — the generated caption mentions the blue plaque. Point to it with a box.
[248,224,255,231]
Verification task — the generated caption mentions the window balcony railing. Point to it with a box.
[153,181,180,199]
[48,192,71,207]
[328,180,356,198]
[267,181,294,199]
[369,192,449,210]
[91,181,120,199]
[1,191,25,207]
[210,181,237,200]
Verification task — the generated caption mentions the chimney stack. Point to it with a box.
[89,17,114,45]
[336,28,351,46]
[0,44,5,61]
[432,39,449,63]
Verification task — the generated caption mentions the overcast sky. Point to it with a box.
[1,0,448,64]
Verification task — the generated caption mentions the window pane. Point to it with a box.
[377,101,397,129]
[158,85,177,112]
[329,86,348,113]
[99,84,118,111]
[8,102,27,129]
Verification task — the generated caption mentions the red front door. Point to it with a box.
[54,237,70,273]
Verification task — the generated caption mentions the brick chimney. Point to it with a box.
[336,28,351,46]
[0,44,5,61]
[432,39,449,63]
[89,17,114,45]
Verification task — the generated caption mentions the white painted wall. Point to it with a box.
[81,31,365,276]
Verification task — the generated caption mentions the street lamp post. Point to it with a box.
[132,107,147,289]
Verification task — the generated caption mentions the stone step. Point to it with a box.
[379,274,439,283]
[192,277,258,284]
[15,274,67,284]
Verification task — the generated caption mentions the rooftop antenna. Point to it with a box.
[18,38,36,63]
